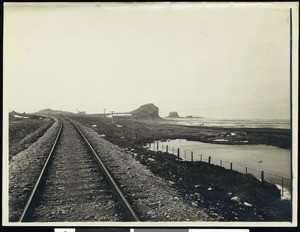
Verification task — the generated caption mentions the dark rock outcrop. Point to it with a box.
[131,103,160,118]
[168,112,180,118]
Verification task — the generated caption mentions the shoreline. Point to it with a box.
[135,119,291,149]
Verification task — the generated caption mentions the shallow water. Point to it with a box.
[149,139,292,196]
[165,118,290,129]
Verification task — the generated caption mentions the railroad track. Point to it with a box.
[19,118,139,222]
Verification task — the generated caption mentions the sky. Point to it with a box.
[4,3,295,119]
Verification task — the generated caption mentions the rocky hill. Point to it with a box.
[168,112,180,118]
[131,103,160,119]
[36,108,74,116]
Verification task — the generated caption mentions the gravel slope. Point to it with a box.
[9,116,54,159]
[9,118,61,222]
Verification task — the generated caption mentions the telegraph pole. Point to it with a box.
[111,111,114,124]
[131,115,135,143]
[103,108,106,117]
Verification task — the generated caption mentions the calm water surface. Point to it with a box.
[165,118,290,129]
[149,139,292,198]
[150,139,291,178]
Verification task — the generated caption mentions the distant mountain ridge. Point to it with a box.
[36,104,160,118]
[36,108,74,115]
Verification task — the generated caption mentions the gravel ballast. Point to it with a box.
[30,119,126,222]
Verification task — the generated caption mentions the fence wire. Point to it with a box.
[148,141,291,198]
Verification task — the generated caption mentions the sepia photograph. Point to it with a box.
[2,2,299,227]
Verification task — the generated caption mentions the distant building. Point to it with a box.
[78,111,86,115]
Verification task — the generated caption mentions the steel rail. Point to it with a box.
[18,120,63,222]
[69,119,140,221]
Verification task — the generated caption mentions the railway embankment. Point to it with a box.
[27,119,127,222]
[9,113,55,160]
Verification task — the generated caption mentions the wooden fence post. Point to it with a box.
[191,152,193,162]
[156,142,159,151]
[208,156,211,164]
[245,167,248,174]
[220,160,222,167]
[281,178,284,196]
[177,148,180,159]
[230,162,233,170]
[261,171,264,183]
[200,154,202,162]
[166,145,168,153]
